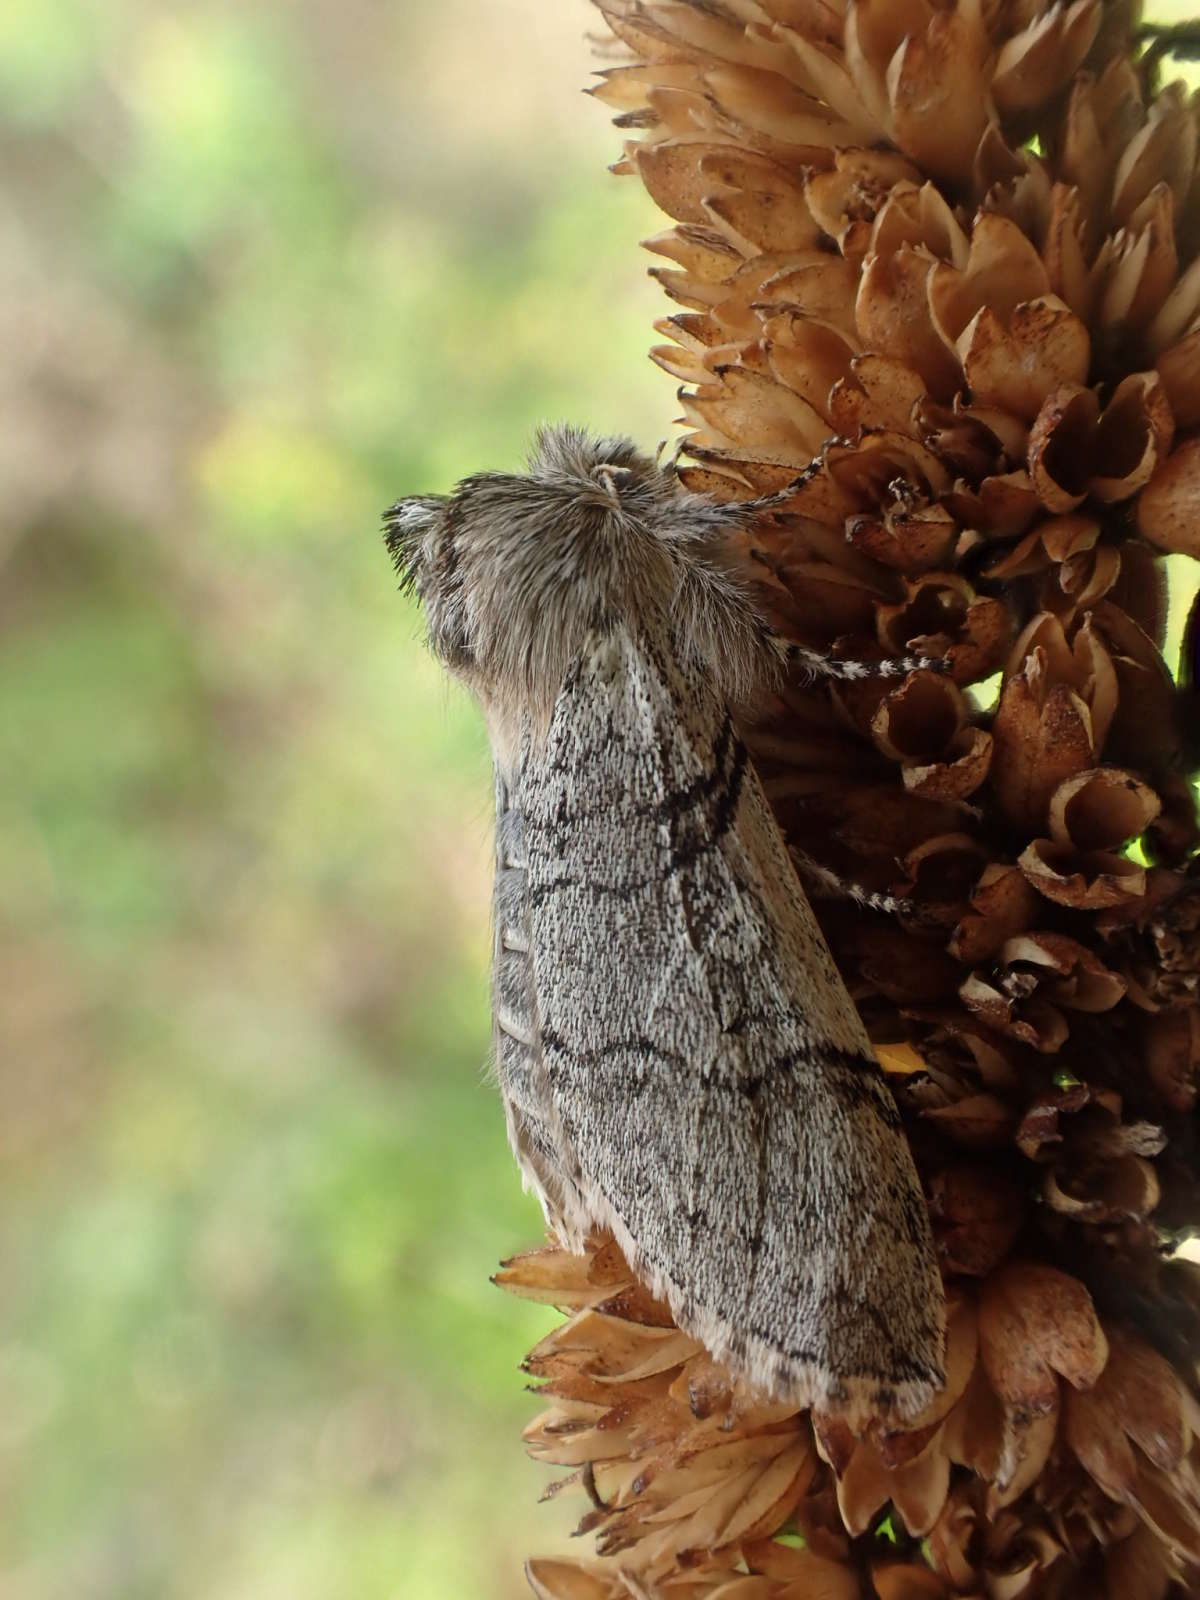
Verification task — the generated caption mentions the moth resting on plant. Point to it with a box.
[386,425,946,1421]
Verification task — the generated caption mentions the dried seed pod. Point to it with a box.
[1138,435,1200,559]
[496,4,1200,1591]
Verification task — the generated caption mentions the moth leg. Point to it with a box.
[740,541,951,680]
[789,847,914,917]
[780,637,950,681]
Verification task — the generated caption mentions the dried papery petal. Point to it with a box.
[1068,617,1119,754]
[938,1365,1005,1492]
[1008,607,1117,713]
[630,141,759,227]
[601,1434,820,1570]
[990,655,1095,834]
[979,1262,1108,1409]
[991,0,1100,116]
[871,181,971,268]
[745,1545,861,1600]
[771,563,884,641]
[857,246,962,400]
[958,970,1069,1054]
[864,187,966,284]
[1105,538,1165,645]
[960,934,1126,1043]
[997,931,1126,1012]
[1104,1522,1178,1600]
[1018,838,1146,910]
[814,1417,949,1537]
[1089,371,1174,504]
[982,512,1099,580]
[788,784,971,871]
[496,1238,635,1307]
[1065,1328,1189,1501]
[684,365,832,452]
[830,354,928,437]
[1027,384,1097,512]
[780,24,881,141]
[676,457,760,499]
[1111,82,1197,228]
[957,298,1091,423]
[979,157,1055,267]
[1015,1081,1123,1163]
[1042,1152,1161,1224]
[825,428,950,505]
[901,727,994,801]
[1060,58,1145,225]
[928,1165,1025,1276]
[990,1395,1061,1515]
[1129,1462,1200,1567]
[702,62,867,159]
[1143,1009,1200,1113]
[1098,184,1178,337]
[525,1558,618,1600]
[893,1292,980,1447]
[917,396,1023,479]
[1136,434,1200,559]
[1046,766,1161,851]
[949,864,1041,965]
[804,148,922,249]
[762,313,858,420]
[1041,542,1121,623]
[645,224,744,283]
[839,917,966,1006]
[940,486,1037,560]
[895,833,989,925]
[1096,871,1200,1011]
[1089,601,1184,777]
[928,1088,1017,1152]
[876,574,1012,684]
[911,1016,1027,1102]
[756,258,867,339]
[925,1484,983,1587]
[883,1,993,187]
[981,1516,1070,1593]
[846,502,959,572]
[872,1563,951,1598]
[703,177,824,257]
[1155,324,1200,430]
[1043,182,1101,326]
[871,673,965,763]
[928,214,1051,346]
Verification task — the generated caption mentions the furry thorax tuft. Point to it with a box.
[384,424,784,734]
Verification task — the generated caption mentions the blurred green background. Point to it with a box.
[3,4,1199,1599]
[0,3,663,1596]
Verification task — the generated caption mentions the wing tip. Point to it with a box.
[560,1187,948,1431]
[687,1307,947,1433]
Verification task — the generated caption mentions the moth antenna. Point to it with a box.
[783,640,951,682]
[790,848,914,918]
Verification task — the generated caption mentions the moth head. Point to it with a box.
[383,492,471,671]
[384,426,675,721]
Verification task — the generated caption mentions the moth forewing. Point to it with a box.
[514,618,946,1423]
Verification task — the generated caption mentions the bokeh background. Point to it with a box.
[2,4,1198,1599]
[1,2,663,1596]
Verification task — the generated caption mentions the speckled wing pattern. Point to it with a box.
[491,615,944,1418]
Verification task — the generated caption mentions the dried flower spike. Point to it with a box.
[494,2,1200,1593]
